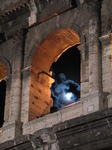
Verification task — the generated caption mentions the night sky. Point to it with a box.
[50,46,80,112]
[50,46,80,84]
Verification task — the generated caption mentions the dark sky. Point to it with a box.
[50,46,80,111]
[50,46,80,84]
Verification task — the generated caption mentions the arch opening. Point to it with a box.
[0,62,7,127]
[29,28,80,121]
[50,46,80,113]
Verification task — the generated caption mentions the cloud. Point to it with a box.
[50,73,80,112]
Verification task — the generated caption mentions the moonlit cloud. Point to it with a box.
[50,73,80,112]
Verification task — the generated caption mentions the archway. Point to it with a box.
[29,28,80,121]
[0,62,7,127]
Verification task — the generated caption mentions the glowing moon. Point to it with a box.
[65,92,73,100]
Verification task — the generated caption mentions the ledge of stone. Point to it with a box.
[1,108,112,150]
[0,134,33,150]
[53,107,112,132]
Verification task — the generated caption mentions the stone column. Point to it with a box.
[9,31,23,122]
[82,0,102,115]
[4,75,12,123]
[99,34,112,108]
[78,44,89,98]
[86,0,102,94]
[21,66,31,124]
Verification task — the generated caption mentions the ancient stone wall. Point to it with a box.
[0,0,111,148]
[100,0,112,109]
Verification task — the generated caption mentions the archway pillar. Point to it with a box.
[87,0,102,94]
[82,0,102,114]
[9,32,23,122]
[99,34,112,109]
[21,66,31,124]
[78,44,89,98]
[0,37,23,142]
[4,75,12,124]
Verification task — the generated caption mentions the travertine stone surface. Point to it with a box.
[99,34,112,108]
[87,0,102,94]
[9,34,23,122]
[0,0,112,149]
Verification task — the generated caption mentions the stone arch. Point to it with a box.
[25,23,84,68]
[29,28,80,121]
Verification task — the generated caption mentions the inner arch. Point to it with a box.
[29,28,80,121]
